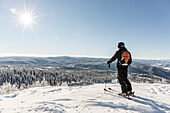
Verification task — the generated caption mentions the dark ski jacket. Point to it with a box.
[108,47,132,68]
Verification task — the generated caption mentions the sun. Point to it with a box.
[20,12,33,26]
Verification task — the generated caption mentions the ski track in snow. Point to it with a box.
[0,83,170,113]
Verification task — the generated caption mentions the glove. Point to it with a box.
[107,61,111,64]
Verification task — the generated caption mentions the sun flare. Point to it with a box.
[10,6,38,31]
[17,10,37,31]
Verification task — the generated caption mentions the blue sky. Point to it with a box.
[0,0,170,59]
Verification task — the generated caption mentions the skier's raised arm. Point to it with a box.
[107,51,118,64]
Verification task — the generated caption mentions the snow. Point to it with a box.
[0,83,170,113]
[164,67,170,70]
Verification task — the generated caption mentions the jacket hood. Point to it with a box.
[119,47,127,51]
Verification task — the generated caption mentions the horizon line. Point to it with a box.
[0,53,169,60]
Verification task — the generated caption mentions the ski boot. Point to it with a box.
[127,91,134,96]
[118,92,128,97]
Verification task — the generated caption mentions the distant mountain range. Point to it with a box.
[0,56,169,81]
[134,59,170,70]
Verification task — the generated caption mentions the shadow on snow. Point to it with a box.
[88,93,170,113]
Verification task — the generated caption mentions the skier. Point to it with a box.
[107,42,133,96]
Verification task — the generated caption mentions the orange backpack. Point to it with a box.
[119,50,131,66]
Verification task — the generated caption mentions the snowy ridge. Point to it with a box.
[0,83,170,113]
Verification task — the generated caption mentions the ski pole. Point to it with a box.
[108,63,110,68]
[105,63,110,90]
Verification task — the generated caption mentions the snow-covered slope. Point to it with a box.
[0,83,170,113]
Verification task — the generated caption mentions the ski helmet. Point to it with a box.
[118,42,125,48]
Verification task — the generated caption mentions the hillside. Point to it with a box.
[0,56,169,84]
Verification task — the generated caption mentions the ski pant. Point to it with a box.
[117,67,132,93]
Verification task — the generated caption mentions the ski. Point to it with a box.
[108,87,135,97]
[108,87,119,93]
[104,88,112,93]
[104,88,132,100]
[118,93,132,100]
